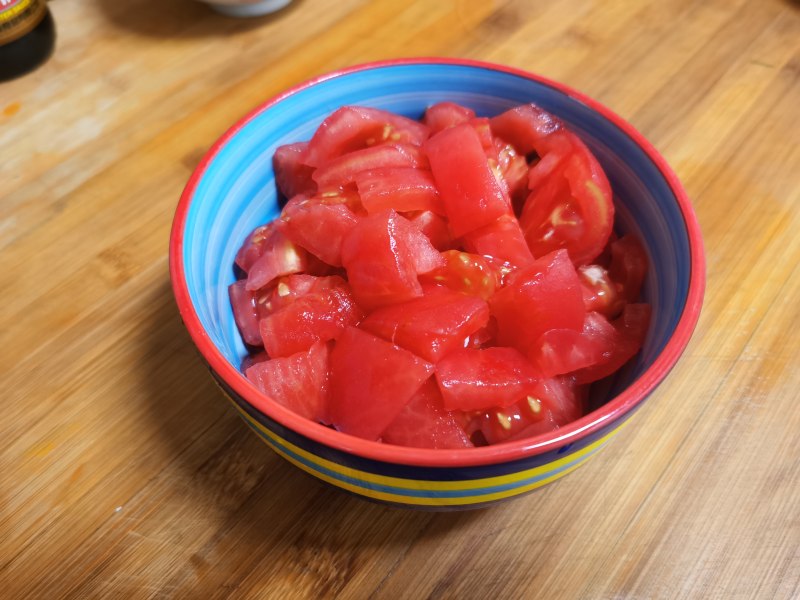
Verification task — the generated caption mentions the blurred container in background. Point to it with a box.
[0,0,55,82]
[197,0,293,18]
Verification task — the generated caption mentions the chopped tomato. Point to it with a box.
[329,327,434,440]
[579,264,624,318]
[528,312,617,377]
[313,143,427,191]
[462,214,535,269]
[420,250,499,300]
[235,222,313,291]
[494,139,529,212]
[360,286,490,363]
[490,249,584,354]
[229,280,268,347]
[406,210,455,251]
[423,102,476,132]
[279,194,360,267]
[259,277,362,357]
[273,142,316,199]
[609,234,648,302]
[381,379,473,449]
[425,123,511,237]
[355,167,444,215]
[246,342,330,424]
[303,106,430,168]
[436,346,540,411]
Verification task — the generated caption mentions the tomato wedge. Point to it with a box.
[329,327,434,440]
[273,142,316,199]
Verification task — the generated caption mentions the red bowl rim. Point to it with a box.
[169,57,705,468]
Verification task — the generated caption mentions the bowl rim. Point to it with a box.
[169,57,705,468]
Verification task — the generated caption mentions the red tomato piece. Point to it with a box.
[329,327,434,440]
[229,280,269,347]
[360,286,490,363]
[246,342,330,424]
[490,249,584,353]
[237,222,312,291]
[579,263,624,318]
[313,143,427,190]
[435,346,539,411]
[420,250,499,300]
[406,210,455,251]
[273,142,316,199]
[609,234,648,302]
[476,376,585,444]
[240,350,269,372]
[279,194,360,267]
[381,379,473,449]
[462,214,535,270]
[259,277,363,358]
[528,312,617,377]
[470,117,498,160]
[355,167,444,215]
[494,139,529,213]
[520,135,614,265]
[425,123,511,237]
[489,104,563,156]
[341,209,441,309]
[423,102,476,133]
[573,303,651,384]
[303,106,430,168]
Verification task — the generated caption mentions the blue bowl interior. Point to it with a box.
[182,63,690,406]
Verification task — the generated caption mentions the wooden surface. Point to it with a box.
[2,0,799,597]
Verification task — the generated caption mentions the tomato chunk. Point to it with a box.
[528,312,617,377]
[420,250,499,300]
[609,234,648,302]
[273,142,316,199]
[360,286,490,363]
[341,209,442,309]
[229,280,269,347]
[355,167,444,215]
[329,327,434,440]
[259,277,362,358]
[423,102,476,133]
[235,222,313,291]
[406,210,455,251]
[381,379,473,449]
[462,214,535,270]
[313,143,427,190]
[425,123,511,237]
[490,249,584,353]
[435,346,539,411]
[304,106,430,168]
[579,263,624,318]
[246,342,330,424]
[279,194,360,267]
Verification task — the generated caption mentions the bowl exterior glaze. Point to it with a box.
[171,58,704,509]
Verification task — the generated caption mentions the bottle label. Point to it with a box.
[0,0,46,46]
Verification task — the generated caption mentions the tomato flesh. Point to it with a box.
[360,286,490,363]
[246,342,330,424]
[313,143,427,191]
[355,167,443,215]
[273,142,316,199]
[462,214,535,270]
[423,102,476,132]
[425,123,511,237]
[329,327,434,440]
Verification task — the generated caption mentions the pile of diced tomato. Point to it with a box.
[229,102,650,449]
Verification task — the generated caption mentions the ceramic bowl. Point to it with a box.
[169,58,704,509]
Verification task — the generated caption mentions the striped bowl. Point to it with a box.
[169,58,705,509]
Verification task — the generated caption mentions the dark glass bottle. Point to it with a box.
[0,0,55,83]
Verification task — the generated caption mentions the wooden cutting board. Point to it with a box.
[1,0,799,597]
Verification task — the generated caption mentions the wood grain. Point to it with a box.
[2,0,799,597]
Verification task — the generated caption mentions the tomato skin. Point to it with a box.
[423,102,476,133]
[246,342,330,424]
[229,280,268,347]
[425,123,511,237]
[573,303,651,384]
[490,249,585,354]
[279,194,360,267]
[303,106,430,168]
[420,250,499,300]
[528,312,617,377]
[406,210,455,251]
[313,143,427,191]
[462,214,535,270]
[435,346,540,411]
[259,278,363,358]
[341,209,443,310]
[329,327,434,440]
[494,139,529,213]
[381,379,473,449]
[273,142,316,199]
[489,104,562,156]
[609,234,648,302]
[360,286,490,363]
[579,264,624,318]
[235,222,313,291]
[355,167,444,215]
